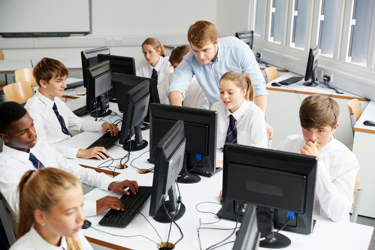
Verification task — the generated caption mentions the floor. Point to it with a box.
[357,215,375,249]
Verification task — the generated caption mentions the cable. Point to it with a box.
[129,151,153,173]
[138,212,164,244]
[187,159,200,173]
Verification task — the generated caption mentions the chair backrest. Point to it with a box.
[3,82,34,104]
[0,50,4,60]
[352,177,360,210]
[347,99,361,121]
[264,67,278,82]
[15,68,38,87]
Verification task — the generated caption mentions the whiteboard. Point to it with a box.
[0,0,90,34]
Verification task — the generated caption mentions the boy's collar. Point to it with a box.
[2,143,32,164]
[318,136,334,158]
[36,91,56,108]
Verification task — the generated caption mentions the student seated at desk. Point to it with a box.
[211,71,267,168]
[158,45,209,109]
[276,95,360,222]
[0,102,138,219]
[25,57,119,160]
[10,168,93,250]
[136,37,173,84]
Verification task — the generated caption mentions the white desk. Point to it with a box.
[0,59,32,84]
[31,57,81,70]
[353,101,375,217]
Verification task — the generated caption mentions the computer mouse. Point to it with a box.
[363,120,375,126]
[271,82,281,87]
[82,219,91,229]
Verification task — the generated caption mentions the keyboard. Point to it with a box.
[65,80,84,90]
[86,131,120,150]
[73,106,90,117]
[279,76,303,85]
[190,167,222,177]
[99,186,152,227]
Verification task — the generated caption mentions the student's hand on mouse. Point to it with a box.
[102,122,119,136]
[266,122,274,139]
[216,160,223,169]
[96,195,124,213]
[219,189,223,201]
[109,180,139,196]
[77,147,109,160]
[300,141,322,161]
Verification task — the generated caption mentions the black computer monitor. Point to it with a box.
[149,103,217,184]
[219,144,317,248]
[235,30,254,50]
[81,47,110,88]
[233,204,260,250]
[119,80,150,151]
[97,54,136,76]
[303,45,319,87]
[149,120,186,223]
[87,60,112,118]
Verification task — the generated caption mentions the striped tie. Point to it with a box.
[151,68,158,85]
[29,153,45,170]
[53,103,72,137]
[225,115,237,144]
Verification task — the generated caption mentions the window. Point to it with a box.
[347,0,375,65]
[255,0,264,36]
[291,0,308,49]
[269,0,284,43]
[318,0,339,57]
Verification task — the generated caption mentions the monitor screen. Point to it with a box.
[81,47,110,88]
[303,45,319,87]
[98,54,136,76]
[149,120,186,223]
[233,204,260,250]
[235,30,254,50]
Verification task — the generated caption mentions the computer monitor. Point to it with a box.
[219,144,317,248]
[86,60,112,118]
[97,54,136,76]
[303,44,319,87]
[118,80,150,151]
[149,120,186,223]
[235,30,254,50]
[149,103,217,184]
[233,204,260,250]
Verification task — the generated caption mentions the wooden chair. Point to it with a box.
[3,82,34,104]
[264,66,278,82]
[0,50,4,60]
[14,68,38,87]
[351,177,362,223]
[0,195,16,246]
[347,99,361,151]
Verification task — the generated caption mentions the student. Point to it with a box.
[136,37,173,84]
[158,45,209,109]
[276,95,360,222]
[211,71,268,168]
[0,101,138,219]
[10,168,93,250]
[25,57,119,160]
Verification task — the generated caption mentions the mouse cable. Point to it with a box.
[129,150,153,173]
[138,211,164,244]
[96,156,122,177]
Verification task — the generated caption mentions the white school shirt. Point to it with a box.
[0,141,113,219]
[210,100,267,149]
[275,134,360,222]
[10,225,94,250]
[136,56,173,83]
[25,91,104,158]
[158,72,209,109]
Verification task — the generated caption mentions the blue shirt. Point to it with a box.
[167,37,267,106]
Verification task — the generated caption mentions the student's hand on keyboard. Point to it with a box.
[108,180,139,196]
[96,195,124,213]
[102,122,119,136]
[77,147,109,160]
[216,160,223,169]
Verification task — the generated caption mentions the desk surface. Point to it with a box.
[31,57,81,70]
[267,72,369,101]
[354,101,375,134]
[0,59,32,73]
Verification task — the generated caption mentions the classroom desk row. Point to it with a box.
[57,97,374,250]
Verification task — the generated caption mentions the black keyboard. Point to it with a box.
[86,131,120,150]
[65,80,84,90]
[279,76,303,85]
[99,186,152,227]
[190,167,222,177]
[73,106,90,117]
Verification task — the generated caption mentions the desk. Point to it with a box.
[31,57,82,70]
[0,59,32,84]
[353,101,375,218]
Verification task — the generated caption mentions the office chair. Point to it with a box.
[0,195,16,246]
[351,177,362,223]
[264,66,278,83]
[3,82,34,104]
[235,30,254,50]
[14,68,38,87]
[347,99,361,151]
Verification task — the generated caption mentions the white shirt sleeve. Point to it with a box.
[158,72,174,104]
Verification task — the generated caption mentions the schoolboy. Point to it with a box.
[0,101,138,218]
[25,57,119,160]
[276,95,360,222]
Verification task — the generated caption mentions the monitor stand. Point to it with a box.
[90,95,112,118]
[177,155,201,184]
[123,123,148,151]
[303,71,318,87]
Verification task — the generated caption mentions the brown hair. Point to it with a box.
[299,95,340,128]
[220,71,254,101]
[17,168,82,250]
[169,45,191,65]
[188,21,217,48]
[142,38,167,57]
[33,57,69,87]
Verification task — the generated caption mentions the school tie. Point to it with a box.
[225,115,237,144]
[53,103,72,137]
[29,153,45,170]
[151,68,158,85]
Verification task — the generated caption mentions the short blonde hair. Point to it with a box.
[220,71,254,102]
[188,21,217,48]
